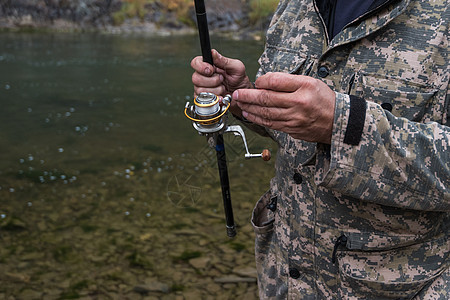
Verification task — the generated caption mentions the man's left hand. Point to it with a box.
[233,72,336,144]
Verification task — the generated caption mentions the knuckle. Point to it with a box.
[191,72,199,84]
[261,107,271,119]
[214,75,222,86]
[306,77,321,94]
[261,117,273,128]
[259,91,271,107]
[190,56,201,69]
[192,72,206,86]
[288,119,302,128]
[268,74,280,88]
[222,56,229,66]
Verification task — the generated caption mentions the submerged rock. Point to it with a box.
[133,281,170,294]
[233,266,257,278]
[214,275,256,283]
[188,256,211,270]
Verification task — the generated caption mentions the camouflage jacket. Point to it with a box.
[248,0,449,299]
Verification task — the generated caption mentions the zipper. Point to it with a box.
[331,234,348,263]
[313,0,330,45]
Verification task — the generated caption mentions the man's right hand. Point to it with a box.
[190,49,252,98]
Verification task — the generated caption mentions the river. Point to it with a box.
[0,32,276,299]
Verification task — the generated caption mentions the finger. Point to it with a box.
[192,72,223,88]
[212,49,245,76]
[190,55,215,77]
[255,72,310,92]
[194,85,226,97]
[232,88,292,108]
[237,102,292,122]
[241,110,287,131]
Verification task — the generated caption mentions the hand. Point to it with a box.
[191,49,251,116]
[233,72,336,144]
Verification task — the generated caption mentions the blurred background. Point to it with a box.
[0,1,278,299]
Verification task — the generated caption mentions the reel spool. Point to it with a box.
[184,92,230,134]
[185,92,271,161]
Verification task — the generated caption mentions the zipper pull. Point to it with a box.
[332,234,348,264]
[347,73,356,95]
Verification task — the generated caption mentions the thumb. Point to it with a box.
[212,49,242,74]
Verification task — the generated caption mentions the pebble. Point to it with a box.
[6,272,30,282]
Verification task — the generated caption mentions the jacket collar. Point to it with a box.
[328,0,411,49]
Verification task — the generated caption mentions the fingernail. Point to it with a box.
[219,74,224,82]
[242,111,248,118]
[205,67,211,75]
[232,90,238,99]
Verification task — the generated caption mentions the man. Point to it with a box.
[191,0,449,298]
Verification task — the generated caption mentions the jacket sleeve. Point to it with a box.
[314,91,450,212]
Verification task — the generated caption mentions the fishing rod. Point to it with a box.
[186,0,270,237]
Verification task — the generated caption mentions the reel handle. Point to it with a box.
[225,125,271,161]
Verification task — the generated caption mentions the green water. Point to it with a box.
[0,32,276,298]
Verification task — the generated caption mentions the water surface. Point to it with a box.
[0,32,276,298]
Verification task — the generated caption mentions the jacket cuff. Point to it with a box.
[314,92,365,183]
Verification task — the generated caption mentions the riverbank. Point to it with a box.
[0,0,275,38]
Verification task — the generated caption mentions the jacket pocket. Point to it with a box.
[337,234,448,299]
[360,73,437,122]
[252,190,276,270]
[258,45,309,75]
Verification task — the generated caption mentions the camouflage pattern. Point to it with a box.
[248,0,449,298]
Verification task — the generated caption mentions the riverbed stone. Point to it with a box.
[133,280,170,294]
[179,290,203,299]
[188,256,210,270]
[205,282,221,293]
[233,266,257,278]
[215,276,256,283]
[19,289,42,299]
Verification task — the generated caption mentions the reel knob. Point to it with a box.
[262,149,271,161]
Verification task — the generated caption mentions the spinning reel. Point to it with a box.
[184,92,271,161]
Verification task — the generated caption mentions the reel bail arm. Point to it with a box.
[184,92,271,160]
